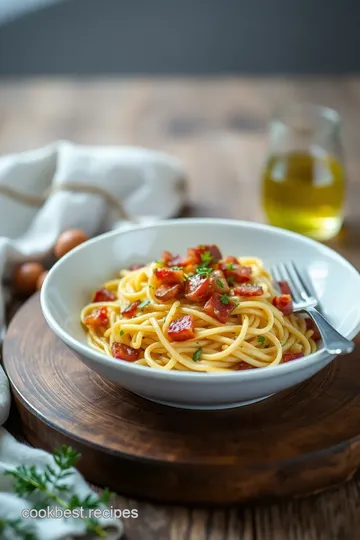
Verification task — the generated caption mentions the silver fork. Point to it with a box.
[271,261,355,355]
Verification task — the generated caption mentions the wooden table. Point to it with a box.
[1,77,360,539]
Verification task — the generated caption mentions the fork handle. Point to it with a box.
[305,306,355,355]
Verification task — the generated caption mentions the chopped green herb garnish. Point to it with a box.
[184,273,193,280]
[257,335,266,345]
[227,276,235,286]
[149,285,154,289]
[120,330,125,336]
[200,251,213,265]
[171,266,183,271]
[138,300,150,310]
[216,279,224,289]
[196,266,213,277]
[193,348,202,362]
[3,445,113,538]
[231,299,240,307]
[227,262,234,271]
[220,294,230,304]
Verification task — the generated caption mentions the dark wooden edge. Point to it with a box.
[8,384,360,506]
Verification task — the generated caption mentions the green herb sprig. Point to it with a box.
[196,251,214,278]
[3,445,114,538]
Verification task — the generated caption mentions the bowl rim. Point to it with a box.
[40,218,360,381]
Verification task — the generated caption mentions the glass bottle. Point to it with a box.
[261,103,346,241]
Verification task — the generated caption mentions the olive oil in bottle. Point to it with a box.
[262,150,345,241]
[261,104,346,241]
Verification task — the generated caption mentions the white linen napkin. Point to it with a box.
[0,140,186,539]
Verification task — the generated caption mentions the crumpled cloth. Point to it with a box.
[0,140,186,539]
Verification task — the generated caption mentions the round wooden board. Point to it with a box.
[3,293,360,505]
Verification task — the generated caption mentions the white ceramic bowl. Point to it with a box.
[41,219,360,410]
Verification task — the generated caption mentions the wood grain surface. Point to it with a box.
[5,294,360,508]
[1,76,360,539]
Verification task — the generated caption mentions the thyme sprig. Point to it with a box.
[3,445,114,539]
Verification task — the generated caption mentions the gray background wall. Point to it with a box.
[1,0,360,75]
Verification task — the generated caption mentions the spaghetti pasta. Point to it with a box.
[81,244,319,372]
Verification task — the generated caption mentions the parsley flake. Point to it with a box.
[193,348,202,362]
[216,279,224,289]
[227,262,234,271]
[120,330,124,336]
[196,266,213,277]
[200,251,213,265]
[257,335,266,345]
[227,276,235,286]
[171,266,182,271]
[220,294,230,304]
[138,300,150,310]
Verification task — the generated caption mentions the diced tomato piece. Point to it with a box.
[122,301,139,318]
[92,288,116,302]
[282,352,304,363]
[185,274,211,302]
[203,292,234,323]
[162,251,190,267]
[167,315,195,341]
[209,270,230,293]
[272,294,293,316]
[234,284,263,297]
[111,342,140,362]
[305,318,321,341]
[234,361,254,370]
[155,283,183,301]
[129,264,143,271]
[278,280,292,295]
[84,307,109,328]
[219,261,252,283]
[154,267,184,284]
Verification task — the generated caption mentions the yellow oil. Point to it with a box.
[262,150,345,240]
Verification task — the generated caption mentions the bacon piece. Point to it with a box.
[278,280,292,295]
[162,251,190,267]
[203,292,234,323]
[154,267,184,284]
[206,245,222,262]
[221,255,238,263]
[305,318,321,341]
[112,342,140,362]
[129,264,143,271]
[234,361,254,370]
[272,294,293,316]
[234,284,263,297]
[282,352,304,363]
[187,247,202,265]
[219,260,252,283]
[168,315,195,341]
[155,283,183,301]
[185,274,211,303]
[187,244,222,265]
[92,288,116,302]
[122,301,139,318]
[209,270,230,293]
[84,306,109,329]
